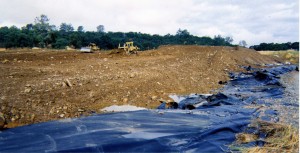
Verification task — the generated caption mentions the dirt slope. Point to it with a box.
[0,45,282,128]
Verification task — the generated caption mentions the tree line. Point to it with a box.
[1,15,298,51]
[249,42,299,51]
[0,15,235,50]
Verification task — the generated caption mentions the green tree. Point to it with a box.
[34,14,54,32]
[250,42,299,51]
[176,28,190,36]
[69,32,82,48]
[77,26,84,32]
[291,42,299,50]
[97,25,105,33]
[0,18,240,50]
[53,38,69,49]
[213,35,226,46]
[5,26,22,48]
[59,23,74,32]
[225,37,233,44]
[98,35,114,49]
[175,29,191,44]
[0,26,10,48]
[33,14,56,47]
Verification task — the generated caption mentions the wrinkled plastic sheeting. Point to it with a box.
[159,65,297,110]
[0,65,297,153]
[0,109,254,152]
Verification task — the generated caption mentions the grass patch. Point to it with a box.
[258,50,299,64]
[233,120,299,153]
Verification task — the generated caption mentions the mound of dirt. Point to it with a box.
[0,45,283,128]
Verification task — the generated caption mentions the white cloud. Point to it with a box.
[0,0,298,46]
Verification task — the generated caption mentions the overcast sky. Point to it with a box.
[0,0,298,46]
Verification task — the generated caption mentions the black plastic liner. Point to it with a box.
[0,65,297,152]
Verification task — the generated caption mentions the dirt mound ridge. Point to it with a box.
[0,45,282,128]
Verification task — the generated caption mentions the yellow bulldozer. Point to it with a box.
[80,43,100,53]
[118,41,139,54]
[89,43,100,51]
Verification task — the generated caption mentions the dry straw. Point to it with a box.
[234,120,299,153]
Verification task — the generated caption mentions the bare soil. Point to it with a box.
[0,45,282,128]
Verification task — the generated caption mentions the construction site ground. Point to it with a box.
[0,45,284,128]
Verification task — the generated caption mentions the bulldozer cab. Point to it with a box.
[88,43,100,51]
[125,42,133,47]
[88,43,96,47]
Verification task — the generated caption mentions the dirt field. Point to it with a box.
[0,45,283,128]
